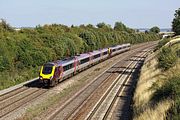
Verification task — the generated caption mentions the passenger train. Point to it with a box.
[39,43,131,86]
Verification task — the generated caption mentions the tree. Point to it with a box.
[86,24,94,28]
[172,8,180,35]
[0,19,14,32]
[96,22,106,28]
[145,30,149,34]
[150,26,160,33]
[79,31,96,51]
[136,29,140,32]
[96,22,112,32]
[114,22,127,31]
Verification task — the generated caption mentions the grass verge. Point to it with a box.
[0,67,38,90]
[133,40,180,120]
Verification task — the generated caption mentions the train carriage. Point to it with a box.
[39,43,131,87]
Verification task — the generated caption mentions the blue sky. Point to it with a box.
[0,0,179,28]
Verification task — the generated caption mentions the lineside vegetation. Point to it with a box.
[133,38,180,120]
[0,20,160,90]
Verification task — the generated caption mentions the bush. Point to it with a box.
[151,80,174,102]
[158,47,178,70]
[0,56,11,72]
[176,49,180,57]
[154,75,180,120]
[156,38,170,50]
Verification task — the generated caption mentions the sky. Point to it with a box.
[0,0,180,28]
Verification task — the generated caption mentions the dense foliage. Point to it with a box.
[0,20,160,90]
[172,8,180,35]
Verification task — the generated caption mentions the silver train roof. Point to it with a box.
[45,44,130,66]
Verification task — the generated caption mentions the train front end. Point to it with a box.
[39,63,55,86]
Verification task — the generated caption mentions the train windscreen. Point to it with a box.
[42,64,53,74]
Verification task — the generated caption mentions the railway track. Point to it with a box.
[45,44,156,120]
[0,42,157,120]
[0,86,27,102]
[0,86,48,118]
[86,50,147,120]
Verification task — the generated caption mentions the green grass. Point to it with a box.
[0,67,38,90]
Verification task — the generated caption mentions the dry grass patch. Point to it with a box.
[134,99,173,120]
[133,51,178,119]
[133,57,161,108]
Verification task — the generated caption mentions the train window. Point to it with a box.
[117,47,122,50]
[112,49,116,52]
[80,57,89,64]
[93,54,100,59]
[103,51,108,55]
[63,63,73,71]
[42,66,53,74]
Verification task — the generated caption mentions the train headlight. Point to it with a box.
[39,76,43,80]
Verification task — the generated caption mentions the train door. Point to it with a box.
[100,50,103,61]
[88,52,93,65]
[108,48,112,56]
[74,57,78,74]
[58,66,63,82]
[52,66,60,85]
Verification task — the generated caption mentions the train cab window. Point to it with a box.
[42,64,53,74]
[80,57,89,64]
[93,54,100,59]
[63,63,73,71]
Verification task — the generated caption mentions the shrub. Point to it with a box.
[176,49,180,57]
[166,76,180,119]
[156,38,170,50]
[158,47,178,70]
[0,56,11,72]
[151,75,180,119]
